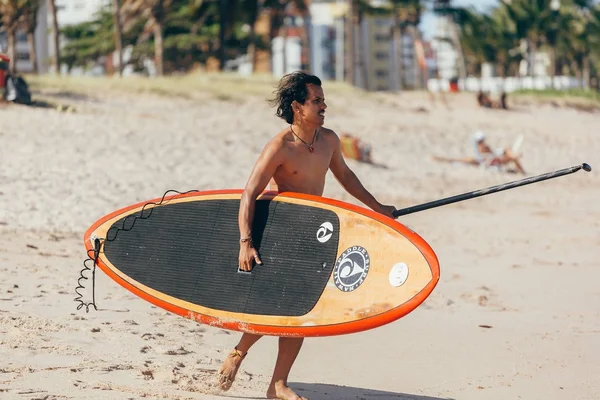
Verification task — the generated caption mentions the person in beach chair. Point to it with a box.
[340,133,373,163]
[432,131,526,175]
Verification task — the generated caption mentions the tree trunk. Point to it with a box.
[549,45,556,78]
[582,55,590,90]
[528,39,536,77]
[449,16,466,82]
[7,28,17,74]
[153,21,164,76]
[48,0,60,75]
[112,0,123,77]
[248,29,257,73]
[27,31,37,74]
[218,0,228,70]
[246,0,258,73]
[570,60,581,80]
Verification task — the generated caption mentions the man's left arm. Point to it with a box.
[328,133,396,219]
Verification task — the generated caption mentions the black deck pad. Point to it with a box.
[103,199,340,316]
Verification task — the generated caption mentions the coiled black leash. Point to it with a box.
[74,189,199,312]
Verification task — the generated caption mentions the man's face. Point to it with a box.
[297,84,327,126]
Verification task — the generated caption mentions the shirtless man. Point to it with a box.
[217,71,397,399]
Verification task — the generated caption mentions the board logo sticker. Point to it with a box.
[316,222,334,243]
[389,262,409,287]
[333,246,370,292]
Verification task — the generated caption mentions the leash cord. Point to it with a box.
[73,189,199,312]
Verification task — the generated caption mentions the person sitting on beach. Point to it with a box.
[432,131,526,175]
[477,91,508,110]
[340,133,373,163]
[217,71,397,400]
[477,91,493,108]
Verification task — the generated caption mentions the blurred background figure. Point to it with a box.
[432,130,526,175]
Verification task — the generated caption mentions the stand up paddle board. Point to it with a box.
[83,190,440,337]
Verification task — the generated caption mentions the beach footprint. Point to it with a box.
[460,285,514,311]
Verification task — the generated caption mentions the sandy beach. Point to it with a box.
[1,79,598,400]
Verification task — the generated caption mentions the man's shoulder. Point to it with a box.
[319,127,339,143]
[263,129,292,151]
[270,128,293,145]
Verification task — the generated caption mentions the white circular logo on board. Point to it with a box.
[316,222,334,243]
[333,246,370,292]
[389,263,409,287]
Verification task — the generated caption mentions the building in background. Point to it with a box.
[308,1,425,91]
[309,1,347,81]
[360,15,395,91]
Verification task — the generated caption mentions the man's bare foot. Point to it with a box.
[217,347,246,391]
[266,380,307,400]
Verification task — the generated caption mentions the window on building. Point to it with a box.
[16,52,30,61]
[375,51,388,60]
[374,34,389,42]
[375,69,388,78]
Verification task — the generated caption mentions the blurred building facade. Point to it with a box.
[307,0,428,91]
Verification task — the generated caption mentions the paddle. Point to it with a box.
[393,163,592,218]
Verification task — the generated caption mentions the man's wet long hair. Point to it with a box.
[269,71,322,124]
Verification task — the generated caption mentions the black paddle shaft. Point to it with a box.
[393,163,592,218]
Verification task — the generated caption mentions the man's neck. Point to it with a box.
[291,123,318,143]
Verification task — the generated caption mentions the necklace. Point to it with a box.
[290,126,318,153]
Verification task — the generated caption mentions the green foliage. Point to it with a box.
[513,88,600,101]
[452,0,600,82]
[55,0,266,73]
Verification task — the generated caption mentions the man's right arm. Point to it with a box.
[238,139,285,271]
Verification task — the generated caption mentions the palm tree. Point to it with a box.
[20,0,41,73]
[48,0,60,74]
[454,7,495,75]
[502,0,563,77]
[0,0,26,73]
[121,0,174,76]
[561,3,600,89]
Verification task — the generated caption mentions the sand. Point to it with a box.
[0,82,598,400]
